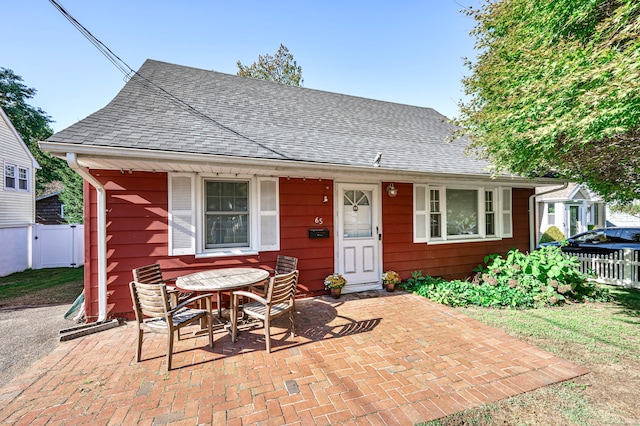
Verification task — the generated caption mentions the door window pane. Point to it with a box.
[343,190,372,238]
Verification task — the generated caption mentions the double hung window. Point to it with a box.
[168,174,279,256]
[205,181,249,248]
[414,185,512,243]
[4,164,29,192]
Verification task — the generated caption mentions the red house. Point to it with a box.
[41,59,557,322]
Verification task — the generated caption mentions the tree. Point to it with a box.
[1,68,57,190]
[237,44,303,86]
[456,0,640,203]
[0,68,84,222]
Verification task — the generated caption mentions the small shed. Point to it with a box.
[36,191,66,224]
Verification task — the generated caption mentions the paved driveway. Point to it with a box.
[0,291,587,425]
[0,304,74,384]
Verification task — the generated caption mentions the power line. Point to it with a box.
[48,0,288,159]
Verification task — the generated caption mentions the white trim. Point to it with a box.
[169,173,281,257]
[258,177,280,251]
[3,163,31,192]
[413,185,428,242]
[0,107,39,169]
[39,141,559,187]
[66,153,107,322]
[335,182,382,287]
[426,237,504,246]
[168,173,196,255]
[414,184,514,243]
[501,187,513,238]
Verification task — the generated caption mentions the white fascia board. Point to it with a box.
[1,107,40,169]
[38,141,561,187]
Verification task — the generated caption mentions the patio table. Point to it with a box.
[176,267,269,321]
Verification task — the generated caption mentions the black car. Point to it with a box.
[542,227,640,255]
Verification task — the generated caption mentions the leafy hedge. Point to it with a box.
[400,246,611,309]
[539,225,566,244]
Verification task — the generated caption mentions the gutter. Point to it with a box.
[528,181,569,252]
[39,141,559,187]
[66,153,108,323]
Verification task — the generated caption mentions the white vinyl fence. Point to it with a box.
[32,224,84,269]
[570,249,640,289]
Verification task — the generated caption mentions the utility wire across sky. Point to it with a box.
[48,0,289,159]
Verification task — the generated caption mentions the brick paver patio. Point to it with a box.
[0,291,588,425]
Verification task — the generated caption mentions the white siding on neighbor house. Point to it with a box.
[0,108,39,276]
[0,109,37,227]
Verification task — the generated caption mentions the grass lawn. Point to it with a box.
[0,267,84,307]
[425,285,640,425]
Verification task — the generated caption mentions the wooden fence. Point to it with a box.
[570,249,640,289]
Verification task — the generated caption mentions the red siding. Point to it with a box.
[83,172,335,321]
[382,182,533,281]
[82,170,533,321]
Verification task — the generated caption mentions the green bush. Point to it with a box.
[539,225,566,244]
[401,246,611,309]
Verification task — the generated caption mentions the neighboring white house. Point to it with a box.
[536,183,606,240]
[0,106,40,277]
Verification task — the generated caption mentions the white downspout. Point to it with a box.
[66,153,108,323]
[528,182,569,253]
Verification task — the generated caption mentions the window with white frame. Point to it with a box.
[430,189,442,238]
[446,188,478,236]
[18,167,28,190]
[4,164,29,192]
[547,203,556,225]
[205,181,249,248]
[168,173,279,256]
[414,185,512,243]
[485,190,496,236]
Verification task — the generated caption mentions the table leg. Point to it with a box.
[216,291,222,318]
[230,290,237,342]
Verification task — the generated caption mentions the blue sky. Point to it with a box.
[5,1,480,132]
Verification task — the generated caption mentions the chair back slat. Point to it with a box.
[267,270,298,306]
[130,281,171,319]
[275,256,298,275]
[132,264,165,284]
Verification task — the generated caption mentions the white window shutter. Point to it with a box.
[168,174,195,255]
[414,185,428,242]
[501,187,513,238]
[258,177,279,251]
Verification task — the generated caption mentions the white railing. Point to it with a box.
[570,249,640,289]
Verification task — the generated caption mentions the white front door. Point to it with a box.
[336,183,381,292]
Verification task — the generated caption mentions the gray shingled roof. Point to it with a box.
[48,59,490,175]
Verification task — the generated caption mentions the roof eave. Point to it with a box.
[39,141,561,187]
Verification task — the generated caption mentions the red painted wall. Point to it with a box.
[83,172,335,320]
[381,182,533,281]
[82,171,533,321]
